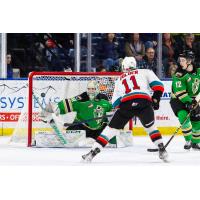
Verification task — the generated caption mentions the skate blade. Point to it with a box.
[192,148,200,151]
[81,156,92,163]
[161,155,169,163]
[162,158,169,163]
[81,159,90,163]
[159,154,169,163]
[184,149,191,152]
[81,159,92,163]
[184,147,192,150]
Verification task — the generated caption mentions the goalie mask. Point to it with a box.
[177,50,195,73]
[121,57,137,72]
[87,81,99,100]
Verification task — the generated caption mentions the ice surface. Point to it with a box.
[0,135,200,166]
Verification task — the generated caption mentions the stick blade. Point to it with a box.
[147,148,159,152]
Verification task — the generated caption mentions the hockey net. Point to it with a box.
[11,71,132,147]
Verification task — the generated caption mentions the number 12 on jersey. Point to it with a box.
[122,75,140,94]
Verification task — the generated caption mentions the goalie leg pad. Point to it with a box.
[34,130,87,147]
[115,130,133,148]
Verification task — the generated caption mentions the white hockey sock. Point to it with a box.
[92,142,103,151]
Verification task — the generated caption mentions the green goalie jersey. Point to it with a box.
[171,68,200,104]
[57,92,112,130]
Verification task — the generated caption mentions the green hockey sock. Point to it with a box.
[177,110,192,141]
[191,121,200,144]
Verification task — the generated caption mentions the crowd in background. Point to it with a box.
[6,33,200,79]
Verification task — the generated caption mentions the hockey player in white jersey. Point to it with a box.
[82,57,168,162]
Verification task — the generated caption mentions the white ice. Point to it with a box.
[0,135,200,166]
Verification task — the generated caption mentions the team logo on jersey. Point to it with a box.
[192,78,200,94]
[94,105,104,124]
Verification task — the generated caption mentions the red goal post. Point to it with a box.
[26,71,133,146]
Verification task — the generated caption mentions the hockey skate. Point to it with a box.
[82,147,101,162]
[158,143,168,162]
[191,143,200,150]
[184,141,192,150]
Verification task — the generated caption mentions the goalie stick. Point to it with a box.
[63,114,113,127]
[147,99,200,152]
[42,113,113,127]
[33,93,67,145]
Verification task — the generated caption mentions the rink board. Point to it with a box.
[1,127,182,136]
[0,78,180,136]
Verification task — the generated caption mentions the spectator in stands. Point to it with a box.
[140,33,158,49]
[7,53,13,78]
[181,33,196,53]
[124,33,145,62]
[50,33,74,49]
[168,62,178,78]
[48,34,73,71]
[96,65,107,72]
[137,47,157,74]
[171,33,184,50]
[193,41,200,67]
[46,39,56,60]
[45,39,65,71]
[162,33,178,77]
[96,33,121,71]
[176,33,200,67]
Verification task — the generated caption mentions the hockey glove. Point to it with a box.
[151,91,162,110]
[151,92,162,110]
[39,109,53,123]
[186,99,200,116]
[39,102,60,123]
[152,98,160,110]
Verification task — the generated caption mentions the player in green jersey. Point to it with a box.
[170,51,200,150]
[58,81,112,139]
[48,80,112,140]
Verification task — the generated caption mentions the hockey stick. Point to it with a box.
[33,93,67,145]
[63,114,113,127]
[147,99,200,152]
